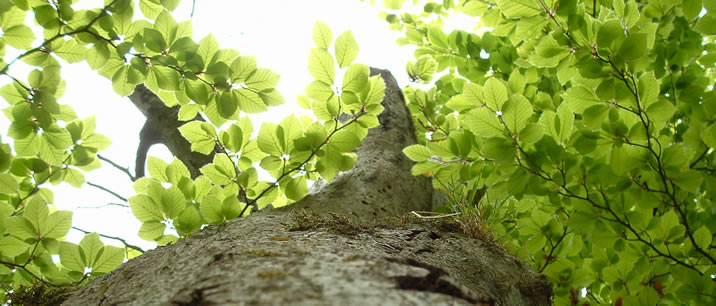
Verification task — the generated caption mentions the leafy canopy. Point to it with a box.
[0,0,713,305]
[0,0,383,297]
[387,0,715,304]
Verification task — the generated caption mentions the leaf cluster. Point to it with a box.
[389,0,715,304]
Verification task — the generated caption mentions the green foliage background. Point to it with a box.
[0,0,714,305]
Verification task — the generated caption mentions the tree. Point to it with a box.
[0,0,713,305]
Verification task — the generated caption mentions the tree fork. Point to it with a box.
[64,69,551,305]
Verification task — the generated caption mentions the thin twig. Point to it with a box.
[410,211,460,219]
[71,227,145,253]
[86,181,128,202]
[97,154,136,182]
[74,202,129,209]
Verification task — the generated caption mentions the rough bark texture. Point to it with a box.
[64,69,552,305]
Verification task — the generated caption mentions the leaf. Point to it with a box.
[0,173,18,194]
[178,121,216,155]
[129,194,164,222]
[138,221,165,241]
[245,68,279,91]
[284,176,308,201]
[483,78,508,110]
[257,123,283,156]
[329,130,361,152]
[342,63,369,93]
[563,85,601,114]
[412,55,438,83]
[465,107,504,137]
[364,75,386,105]
[59,242,84,272]
[637,72,659,108]
[0,236,29,257]
[3,25,35,49]
[200,154,235,185]
[427,26,449,49]
[236,89,266,114]
[335,31,359,68]
[313,20,332,49]
[502,94,533,133]
[42,210,72,239]
[54,39,86,63]
[617,33,647,60]
[200,195,224,224]
[403,145,431,162]
[463,1,488,16]
[694,14,716,35]
[308,48,335,84]
[495,0,541,18]
[672,170,703,193]
[230,56,257,82]
[507,70,525,94]
[92,244,124,273]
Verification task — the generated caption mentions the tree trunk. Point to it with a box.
[63,69,552,305]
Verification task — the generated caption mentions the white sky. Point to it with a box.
[41,0,418,249]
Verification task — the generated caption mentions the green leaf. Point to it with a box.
[563,85,600,114]
[160,0,181,11]
[175,206,200,236]
[313,20,332,49]
[463,1,488,16]
[245,68,279,91]
[411,55,438,83]
[342,63,369,93]
[384,0,403,10]
[257,123,283,156]
[672,170,703,193]
[329,130,361,152]
[42,210,72,239]
[0,173,18,194]
[502,94,533,133]
[147,156,169,182]
[284,176,308,201]
[178,121,216,155]
[692,226,712,250]
[200,195,224,224]
[129,194,164,222]
[138,221,165,241]
[308,48,335,84]
[617,33,647,60]
[364,75,386,105]
[59,242,83,272]
[160,186,185,219]
[637,72,659,108]
[465,107,504,137]
[483,78,508,110]
[230,56,257,82]
[0,236,29,257]
[427,26,449,49]
[92,244,124,273]
[335,31,359,68]
[495,0,541,18]
[507,70,525,94]
[701,123,716,148]
[200,154,236,185]
[236,89,267,114]
[683,0,702,20]
[2,25,35,49]
[694,14,716,35]
[403,145,431,162]
[54,39,86,63]
[217,91,238,119]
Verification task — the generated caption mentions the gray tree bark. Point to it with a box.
[63,68,552,305]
